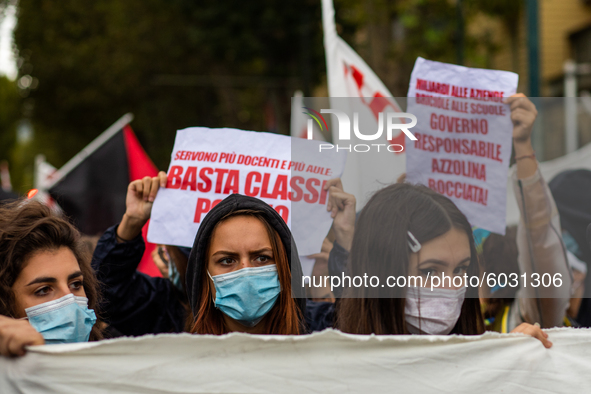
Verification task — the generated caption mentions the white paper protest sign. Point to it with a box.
[406,57,518,234]
[147,128,346,255]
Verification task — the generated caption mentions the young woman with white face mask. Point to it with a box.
[327,182,551,347]
[0,200,102,357]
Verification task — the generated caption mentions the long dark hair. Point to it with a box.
[190,209,303,335]
[479,226,519,326]
[0,200,103,341]
[336,183,485,335]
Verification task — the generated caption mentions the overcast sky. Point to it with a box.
[0,4,17,80]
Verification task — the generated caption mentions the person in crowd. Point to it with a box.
[331,181,482,337]
[477,94,572,332]
[549,169,591,326]
[325,94,556,346]
[80,235,101,257]
[0,200,102,357]
[186,194,308,334]
[151,244,189,294]
[305,237,336,302]
[93,173,334,336]
[92,172,188,336]
[327,181,551,346]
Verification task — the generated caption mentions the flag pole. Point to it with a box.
[45,113,134,189]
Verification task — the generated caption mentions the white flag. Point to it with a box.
[32,154,61,212]
[322,0,406,207]
[34,154,57,191]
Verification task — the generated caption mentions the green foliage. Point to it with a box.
[9,0,524,182]
[395,0,463,62]
[332,0,523,96]
[466,0,523,25]
[0,76,20,184]
[13,0,325,171]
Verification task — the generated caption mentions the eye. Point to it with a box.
[254,255,273,264]
[419,267,437,276]
[69,280,84,291]
[454,265,469,275]
[34,286,52,297]
[218,257,235,266]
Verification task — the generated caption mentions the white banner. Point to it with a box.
[147,128,346,255]
[1,328,589,393]
[406,57,518,234]
[322,0,406,208]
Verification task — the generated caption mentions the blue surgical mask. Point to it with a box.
[168,259,184,292]
[25,293,97,344]
[562,231,583,260]
[208,265,281,327]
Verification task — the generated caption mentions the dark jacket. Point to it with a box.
[92,225,187,336]
[328,241,349,299]
[550,169,591,327]
[92,195,334,336]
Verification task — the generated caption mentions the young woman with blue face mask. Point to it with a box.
[0,200,101,357]
[186,194,310,335]
[327,182,551,347]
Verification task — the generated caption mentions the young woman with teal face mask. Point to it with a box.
[92,173,332,337]
[186,194,308,335]
[0,200,102,357]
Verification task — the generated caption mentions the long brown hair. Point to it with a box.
[336,183,485,336]
[190,209,302,335]
[480,226,519,325]
[0,200,103,341]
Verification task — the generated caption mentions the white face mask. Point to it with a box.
[404,286,466,335]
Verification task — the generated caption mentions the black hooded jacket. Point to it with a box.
[549,169,591,326]
[187,193,333,333]
[92,194,334,336]
[92,225,187,336]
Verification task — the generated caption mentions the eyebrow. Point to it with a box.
[26,271,84,287]
[250,248,273,255]
[211,247,273,257]
[68,271,84,281]
[418,257,471,268]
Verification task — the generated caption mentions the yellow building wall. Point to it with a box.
[470,0,591,95]
[468,12,529,93]
[539,0,591,83]
[468,1,591,158]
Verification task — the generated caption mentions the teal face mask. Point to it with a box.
[25,293,97,344]
[208,265,281,327]
[168,259,184,292]
[563,231,583,260]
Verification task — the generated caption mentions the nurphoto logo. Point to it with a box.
[303,107,418,153]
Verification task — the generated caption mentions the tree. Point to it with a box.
[10,0,520,191]
[12,0,326,173]
[0,76,19,161]
[333,0,511,97]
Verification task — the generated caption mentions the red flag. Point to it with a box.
[123,125,161,277]
[49,116,162,277]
